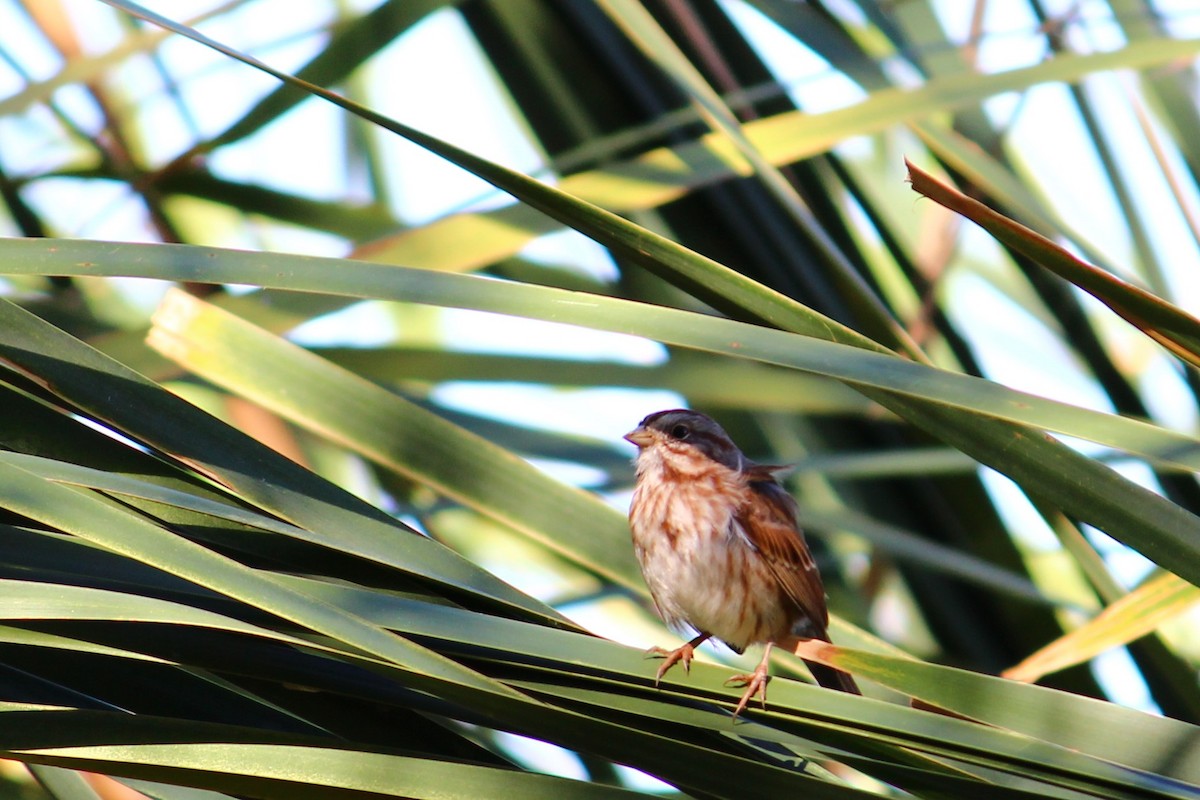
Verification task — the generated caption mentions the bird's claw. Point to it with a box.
[644,643,695,685]
[725,664,770,718]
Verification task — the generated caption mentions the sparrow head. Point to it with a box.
[624,409,746,473]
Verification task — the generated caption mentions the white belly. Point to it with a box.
[630,471,789,651]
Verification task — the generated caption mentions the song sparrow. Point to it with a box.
[625,409,859,717]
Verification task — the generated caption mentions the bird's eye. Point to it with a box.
[670,424,690,439]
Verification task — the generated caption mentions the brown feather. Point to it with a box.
[738,471,861,694]
[736,472,829,637]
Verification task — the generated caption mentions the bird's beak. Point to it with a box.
[624,427,654,448]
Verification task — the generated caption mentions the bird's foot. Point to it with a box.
[645,643,696,685]
[645,633,710,685]
[725,643,774,719]
[725,665,770,718]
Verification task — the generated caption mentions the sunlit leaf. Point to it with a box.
[1004,573,1200,684]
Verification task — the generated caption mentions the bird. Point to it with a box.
[624,408,859,717]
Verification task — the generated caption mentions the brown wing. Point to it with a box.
[735,467,830,637]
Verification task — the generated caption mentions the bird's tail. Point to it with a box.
[803,659,860,695]
[784,633,861,695]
